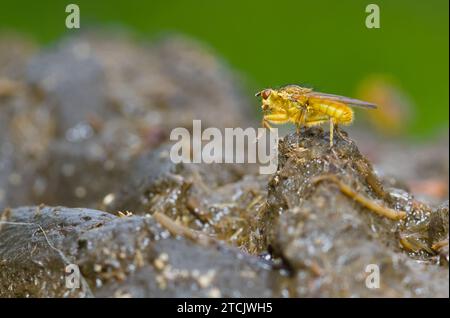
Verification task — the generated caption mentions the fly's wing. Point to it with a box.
[282,85,312,96]
[279,85,313,103]
[307,91,377,109]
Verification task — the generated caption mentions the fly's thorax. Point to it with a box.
[261,87,310,116]
[265,92,288,113]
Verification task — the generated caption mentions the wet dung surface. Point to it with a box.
[0,32,448,297]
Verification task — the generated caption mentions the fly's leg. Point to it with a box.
[293,108,308,146]
[263,113,289,123]
[334,124,352,144]
[329,119,334,147]
[311,174,407,220]
[257,119,272,141]
[330,120,351,147]
[262,113,289,129]
[292,108,305,134]
[262,119,273,130]
[258,113,288,140]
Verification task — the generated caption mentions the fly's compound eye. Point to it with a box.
[261,89,271,100]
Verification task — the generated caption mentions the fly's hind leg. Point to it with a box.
[334,123,352,144]
[329,119,348,147]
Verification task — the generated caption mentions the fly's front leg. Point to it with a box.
[257,118,272,141]
[262,118,273,130]
[263,113,290,128]
[259,113,288,140]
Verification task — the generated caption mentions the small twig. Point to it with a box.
[432,239,449,252]
[246,195,263,210]
[186,197,212,225]
[153,212,217,246]
[311,174,407,221]
[353,160,388,200]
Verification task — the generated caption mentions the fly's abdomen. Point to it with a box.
[309,99,353,125]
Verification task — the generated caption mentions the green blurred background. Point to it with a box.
[0,0,448,138]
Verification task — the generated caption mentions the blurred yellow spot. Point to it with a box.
[356,75,414,136]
